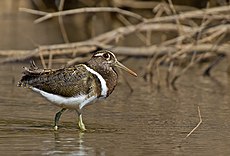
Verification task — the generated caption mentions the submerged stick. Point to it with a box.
[185,106,202,138]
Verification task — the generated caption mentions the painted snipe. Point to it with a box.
[18,50,137,131]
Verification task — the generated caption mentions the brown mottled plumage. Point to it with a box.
[18,64,102,97]
[18,50,137,131]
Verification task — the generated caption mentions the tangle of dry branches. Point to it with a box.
[1,2,230,87]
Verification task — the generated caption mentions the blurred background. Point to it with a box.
[1,0,229,78]
[0,1,230,155]
[0,0,228,49]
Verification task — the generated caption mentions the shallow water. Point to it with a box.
[1,60,230,155]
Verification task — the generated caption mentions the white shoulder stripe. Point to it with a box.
[83,65,108,97]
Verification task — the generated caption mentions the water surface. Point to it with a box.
[0,60,230,155]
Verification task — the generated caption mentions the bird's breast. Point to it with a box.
[32,87,97,109]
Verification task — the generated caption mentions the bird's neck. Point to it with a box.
[86,60,118,96]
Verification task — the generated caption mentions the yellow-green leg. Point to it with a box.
[54,108,66,130]
[78,113,86,131]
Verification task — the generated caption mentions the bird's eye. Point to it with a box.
[103,53,110,60]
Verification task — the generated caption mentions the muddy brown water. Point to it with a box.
[0,60,230,155]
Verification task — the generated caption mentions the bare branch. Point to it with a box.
[19,8,47,16]
[146,5,230,23]
[3,5,230,87]
[113,0,197,11]
[58,0,70,43]
[93,23,193,44]
[20,7,146,24]
[1,43,230,64]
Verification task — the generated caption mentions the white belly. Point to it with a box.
[32,87,97,109]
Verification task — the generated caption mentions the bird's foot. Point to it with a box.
[78,114,86,131]
[78,122,86,131]
[54,125,58,131]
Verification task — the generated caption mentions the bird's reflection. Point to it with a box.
[44,131,95,155]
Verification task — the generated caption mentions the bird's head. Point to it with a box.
[91,50,137,77]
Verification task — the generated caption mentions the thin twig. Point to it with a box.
[166,61,174,87]
[185,106,202,138]
[168,0,185,36]
[39,49,47,69]
[19,8,47,16]
[155,63,160,89]
[113,0,197,11]
[66,56,90,67]
[146,5,230,23]
[58,0,70,43]
[116,14,147,44]
[20,7,146,24]
[194,1,210,45]
[143,53,158,82]
[170,52,202,86]
[203,53,226,76]
[117,68,134,93]
[48,52,53,69]
[199,29,225,43]
[94,23,193,44]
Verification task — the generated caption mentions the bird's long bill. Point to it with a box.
[115,61,137,77]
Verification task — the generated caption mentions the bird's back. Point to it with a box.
[18,62,101,98]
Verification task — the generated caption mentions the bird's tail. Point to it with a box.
[17,60,46,87]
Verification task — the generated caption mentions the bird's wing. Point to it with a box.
[18,64,101,97]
